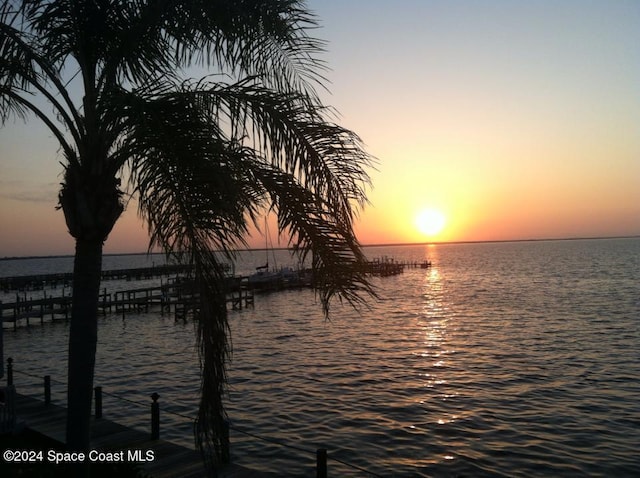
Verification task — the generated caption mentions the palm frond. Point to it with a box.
[0,0,83,160]
[123,90,260,254]
[120,77,376,464]
[165,0,327,96]
[128,79,375,311]
[191,249,233,469]
[178,79,374,223]
[122,90,269,465]
[254,164,377,315]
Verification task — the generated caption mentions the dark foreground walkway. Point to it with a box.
[13,393,277,478]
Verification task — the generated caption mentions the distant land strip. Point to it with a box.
[1,235,638,261]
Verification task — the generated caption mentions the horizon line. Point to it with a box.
[1,234,638,261]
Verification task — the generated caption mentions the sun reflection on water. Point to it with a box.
[412,245,465,432]
[419,249,449,358]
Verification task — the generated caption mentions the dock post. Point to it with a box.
[49,292,55,320]
[151,392,160,439]
[44,375,51,405]
[63,289,69,320]
[94,386,103,418]
[25,294,30,327]
[7,357,13,385]
[316,449,327,478]
[221,420,231,464]
[0,310,3,380]
[100,288,107,315]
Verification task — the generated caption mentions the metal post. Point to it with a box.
[221,420,230,464]
[0,306,3,380]
[41,292,45,324]
[7,357,13,386]
[44,375,51,405]
[316,448,327,478]
[151,392,160,439]
[94,386,103,418]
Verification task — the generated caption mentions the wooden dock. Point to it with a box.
[1,257,430,293]
[11,392,277,477]
[363,257,431,276]
[1,282,255,329]
[0,264,194,292]
[1,257,432,329]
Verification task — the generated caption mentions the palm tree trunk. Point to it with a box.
[66,237,103,452]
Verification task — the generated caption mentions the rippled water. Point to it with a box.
[2,238,639,477]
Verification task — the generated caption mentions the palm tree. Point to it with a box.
[1,0,373,470]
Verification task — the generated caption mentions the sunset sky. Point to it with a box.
[1,0,639,257]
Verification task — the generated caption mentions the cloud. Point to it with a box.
[0,180,59,203]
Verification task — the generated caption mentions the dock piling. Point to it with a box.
[316,448,327,478]
[151,392,160,439]
[7,357,13,385]
[94,386,103,418]
[222,420,231,464]
[44,375,51,405]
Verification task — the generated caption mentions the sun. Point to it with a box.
[415,209,446,237]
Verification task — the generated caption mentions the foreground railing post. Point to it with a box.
[0,306,3,380]
[151,392,160,439]
[7,357,13,386]
[94,386,103,418]
[316,448,327,478]
[44,375,51,405]
[221,420,230,464]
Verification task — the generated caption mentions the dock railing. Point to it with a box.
[6,357,385,477]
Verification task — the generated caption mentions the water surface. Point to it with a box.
[3,238,639,476]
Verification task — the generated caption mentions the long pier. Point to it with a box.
[364,257,431,276]
[0,264,193,292]
[1,257,431,329]
[1,258,430,293]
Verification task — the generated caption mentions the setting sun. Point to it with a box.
[415,209,447,237]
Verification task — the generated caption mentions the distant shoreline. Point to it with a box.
[362,234,640,249]
[1,235,638,261]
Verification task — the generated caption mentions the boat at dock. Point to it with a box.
[248,267,312,291]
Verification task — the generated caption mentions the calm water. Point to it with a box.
[2,238,639,477]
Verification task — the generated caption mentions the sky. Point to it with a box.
[1,0,639,257]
